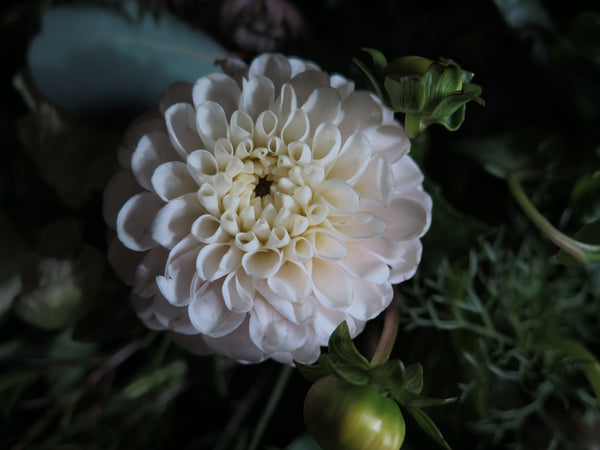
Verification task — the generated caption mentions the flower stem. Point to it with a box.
[247,364,294,450]
[370,299,400,365]
[507,169,600,265]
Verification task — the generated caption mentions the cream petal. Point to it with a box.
[239,75,275,120]
[220,210,240,235]
[281,109,310,144]
[132,246,169,297]
[272,84,298,119]
[151,193,204,249]
[266,226,290,248]
[359,235,411,262]
[150,291,198,335]
[310,122,341,166]
[398,189,433,221]
[156,238,201,306]
[346,278,394,321]
[130,292,167,331]
[249,298,308,353]
[290,332,321,364]
[192,73,242,118]
[191,214,228,244]
[151,161,197,202]
[309,230,347,260]
[196,243,232,281]
[218,56,249,84]
[159,81,193,113]
[284,236,313,262]
[242,248,283,279]
[353,156,394,205]
[375,197,429,242]
[339,242,390,284]
[131,131,180,191]
[267,261,311,302]
[330,213,385,239]
[108,238,145,285]
[289,70,330,105]
[305,203,328,226]
[103,169,142,229]
[311,259,353,310]
[188,279,245,338]
[255,110,279,146]
[195,101,229,151]
[248,53,292,92]
[222,269,255,313]
[326,132,372,183]
[234,231,261,252]
[165,103,204,158]
[255,280,316,325]
[302,87,341,132]
[361,124,410,163]
[315,179,359,213]
[187,149,218,185]
[229,110,254,145]
[287,141,311,165]
[312,307,363,344]
[337,91,384,139]
[392,158,425,194]
[118,112,165,169]
[214,138,235,170]
[117,192,163,251]
[302,163,325,188]
[197,183,221,216]
[388,240,423,283]
[330,74,355,101]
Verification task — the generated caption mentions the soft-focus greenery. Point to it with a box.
[1,0,599,449]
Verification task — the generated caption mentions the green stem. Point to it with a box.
[370,299,400,365]
[507,169,600,265]
[247,364,294,450]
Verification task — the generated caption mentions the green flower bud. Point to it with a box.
[304,375,406,450]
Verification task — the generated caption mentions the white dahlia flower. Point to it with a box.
[103,53,432,364]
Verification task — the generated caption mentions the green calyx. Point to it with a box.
[296,322,455,449]
[354,48,485,138]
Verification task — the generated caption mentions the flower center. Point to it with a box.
[254,176,272,198]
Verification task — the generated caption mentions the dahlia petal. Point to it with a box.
[159,81,193,113]
[103,169,142,229]
[192,73,242,118]
[119,112,165,169]
[133,246,170,297]
[197,183,221,216]
[315,179,359,213]
[242,248,283,279]
[151,161,197,202]
[131,131,180,191]
[255,110,279,146]
[186,149,218,185]
[214,138,236,170]
[346,278,394,321]
[311,122,341,167]
[359,235,411,262]
[339,242,390,284]
[330,213,385,239]
[151,193,204,249]
[151,292,198,335]
[156,238,201,306]
[234,231,261,252]
[273,84,298,119]
[117,192,163,251]
[289,70,330,105]
[361,124,410,163]
[248,53,291,92]
[311,259,353,309]
[229,110,254,145]
[397,189,433,221]
[337,91,384,139]
[223,269,255,313]
[239,75,275,120]
[353,156,394,205]
[249,298,308,353]
[165,103,204,158]
[326,132,372,183]
[287,141,311,165]
[302,87,341,132]
[281,108,310,143]
[312,307,363,344]
[191,214,228,244]
[290,333,320,364]
[196,243,232,281]
[189,280,245,338]
[266,226,291,248]
[267,261,311,302]
[330,74,355,101]
[376,197,430,242]
[309,230,347,260]
[195,101,229,151]
[392,156,425,193]
[284,236,313,262]
[386,239,422,283]
[130,293,167,331]
[217,57,249,86]
[255,280,317,325]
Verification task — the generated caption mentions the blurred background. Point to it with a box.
[1,0,599,448]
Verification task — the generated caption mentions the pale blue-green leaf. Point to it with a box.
[28,4,226,124]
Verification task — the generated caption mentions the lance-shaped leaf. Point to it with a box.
[327,321,371,369]
[384,75,427,113]
[407,407,452,449]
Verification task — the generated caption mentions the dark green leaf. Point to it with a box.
[327,322,371,369]
[435,104,466,132]
[361,47,388,78]
[295,360,330,382]
[429,93,476,121]
[397,390,457,408]
[403,363,424,394]
[407,407,452,449]
[426,61,463,109]
[353,57,386,103]
[386,55,433,78]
